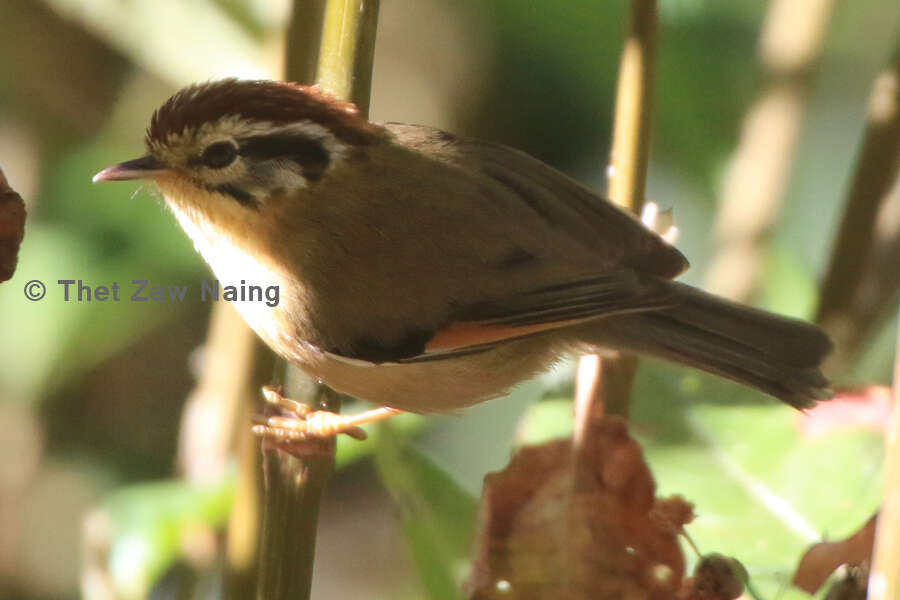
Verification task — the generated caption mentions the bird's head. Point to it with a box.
[93,79,385,219]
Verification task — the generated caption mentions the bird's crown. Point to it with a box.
[146,78,383,152]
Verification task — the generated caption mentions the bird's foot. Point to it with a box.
[251,385,402,442]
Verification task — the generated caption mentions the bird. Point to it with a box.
[94,78,832,439]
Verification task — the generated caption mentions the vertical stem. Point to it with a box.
[184,296,273,600]
[285,0,327,85]
[256,372,339,600]
[607,0,656,214]
[574,0,657,430]
[255,2,380,599]
[224,391,265,599]
[257,451,329,598]
[179,304,271,481]
[868,310,900,600]
[815,48,900,371]
[703,0,834,301]
[316,0,380,116]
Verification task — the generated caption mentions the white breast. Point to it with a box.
[167,202,289,348]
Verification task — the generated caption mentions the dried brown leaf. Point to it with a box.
[792,514,877,594]
[0,168,26,282]
[466,417,692,600]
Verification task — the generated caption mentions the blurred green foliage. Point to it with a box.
[0,0,897,598]
[374,424,478,600]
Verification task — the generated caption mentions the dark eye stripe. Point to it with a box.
[207,183,257,208]
[237,134,330,181]
[200,141,238,169]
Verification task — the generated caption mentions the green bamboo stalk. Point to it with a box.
[316,0,379,116]
[606,0,656,216]
[573,0,657,429]
[284,0,327,86]
[254,2,380,598]
[256,371,339,600]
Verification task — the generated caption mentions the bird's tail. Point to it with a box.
[587,281,833,408]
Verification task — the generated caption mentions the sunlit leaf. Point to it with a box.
[84,472,234,600]
[374,424,478,600]
[630,363,884,598]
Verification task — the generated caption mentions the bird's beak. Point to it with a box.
[92,155,167,182]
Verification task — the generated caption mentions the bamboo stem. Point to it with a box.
[254,2,380,598]
[606,0,656,215]
[284,0,327,86]
[574,0,657,430]
[316,0,380,116]
[703,0,834,301]
[815,47,900,372]
[203,305,273,599]
[256,371,340,600]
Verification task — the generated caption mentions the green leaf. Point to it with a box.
[335,410,428,469]
[86,471,235,600]
[513,396,574,446]
[760,242,819,320]
[373,424,478,600]
[630,363,883,598]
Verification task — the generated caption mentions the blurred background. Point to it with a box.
[0,0,898,598]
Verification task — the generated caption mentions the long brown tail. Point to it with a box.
[587,281,833,408]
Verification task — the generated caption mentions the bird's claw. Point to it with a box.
[252,385,368,441]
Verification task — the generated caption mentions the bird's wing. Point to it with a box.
[416,269,674,355]
[320,124,689,365]
[328,270,675,365]
[386,123,689,280]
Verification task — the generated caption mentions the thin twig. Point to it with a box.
[868,305,900,599]
[703,0,834,301]
[815,47,900,372]
[573,0,657,434]
[255,2,380,599]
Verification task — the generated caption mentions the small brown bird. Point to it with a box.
[95,79,832,438]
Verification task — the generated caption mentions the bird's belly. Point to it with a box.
[204,267,289,351]
[164,201,568,412]
[302,337,563,412]
[166,202,297,348]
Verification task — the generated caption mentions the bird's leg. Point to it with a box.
[251,385,402,441]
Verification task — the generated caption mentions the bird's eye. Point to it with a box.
[200,141,238,169]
